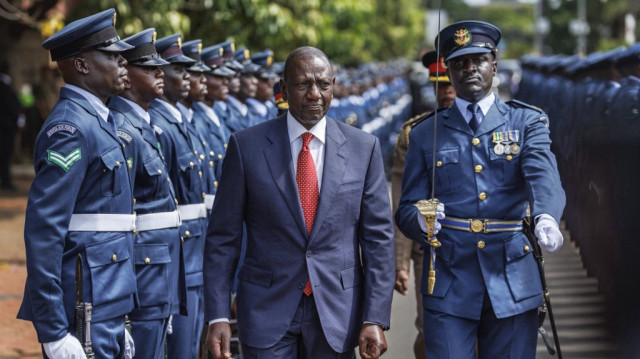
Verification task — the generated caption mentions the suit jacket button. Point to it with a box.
[306,250,312,258]
[477,241,485,249]
[479,192,487,200]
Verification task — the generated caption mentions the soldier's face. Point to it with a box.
[281,56,334,130]
[84,50,128,97]
[446,53,496,103]
[239,74,258,99]
[229,74,241,94]
[126,65,164,102]
[256,78,274,102]
[161,64,190,103]
[188,71,207,102]
[205,74,229,101]
[435,82,456,108]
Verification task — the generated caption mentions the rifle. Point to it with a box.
[75,254,95,359]
[523,217,562,358]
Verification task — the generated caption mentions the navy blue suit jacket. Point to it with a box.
[203,115,395,352]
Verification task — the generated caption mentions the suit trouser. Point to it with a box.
[166,285,203,359]
[241,294,355,359]
[43,316,127,358]
[130,317,168,359]
[411,247,425,359]
[423,292,537,359]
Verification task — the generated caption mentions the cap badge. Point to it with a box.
[230,42,235,52]
[266,55,273,66]
[177,37,182,48]
[243,49,250,60]
[152,32,157,44]
[112,12,117,26]
[454,27,471,46]
[197,43,202,54]
[219,48,223,56]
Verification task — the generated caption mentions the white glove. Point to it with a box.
[417,202,445,236]
[534,214,563,253]
[166,314,173,335]
[43,333,87,359]
[124,328,135,359]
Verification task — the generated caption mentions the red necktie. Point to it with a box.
[297,132,318,296]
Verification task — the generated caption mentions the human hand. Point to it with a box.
[43,333,87,359]
[394,269,409,295]
[124,327,135,359]
[535,214,563,253]
[206,322,232,359]
[417,202,445,235]
[358,323,387,359]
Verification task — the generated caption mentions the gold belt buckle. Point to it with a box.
[470,219,484,233]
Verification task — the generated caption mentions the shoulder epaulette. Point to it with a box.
[402,111,430,145]
[506,99,543,113]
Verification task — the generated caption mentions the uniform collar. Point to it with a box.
[154,98,183,123]
[118,96,151,124]
[65,84,110,122]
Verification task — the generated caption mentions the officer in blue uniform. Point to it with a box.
[395,21,566,359]
[200,44,235,179]
[217,41,245,133]
[226,48,261,129]
[17,8,138,358]
[108,28,185,359]
[148,34,208,359]
[247,49,279,122]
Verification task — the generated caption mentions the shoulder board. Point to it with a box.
[506,99,543,113]
[402,111,430,130]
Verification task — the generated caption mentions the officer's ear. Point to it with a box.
[73,56,90,75]
[280,78,287,101]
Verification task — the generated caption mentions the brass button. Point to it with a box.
[506,155,513,161]
[210,151,215,157]
[218,154,223,160]
[214,181,219,188]
[224,143,228,149]
[145,257,150,264]
[475,165,483,173]
[209,161,214,167]
[470,219,483,233]
[524,245,530,252]
[112,254,117,261]
[199,171,203,178]
[436,161,442,167]
[167,178,171,183]
[133,198,137,206]
[127,161,132,169]
[202,141,207,146]
[479,192,487,200]
[116,161,121,167]
[174,199,179,206]
[185,230,191,238]
[157,169,162,174]
[132,229,137,236]
[194,150,198,156]
[477,241,485,249]
[202,192,206,199]
[189,161,195,168]
[200,154,205,160]
[472,138,480,146]
[181,237,184,243]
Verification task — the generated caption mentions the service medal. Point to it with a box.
[504,144,511,155]
[510,143,520,154]
[494,143,505,155]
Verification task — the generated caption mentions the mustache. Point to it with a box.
[460,74,480,82]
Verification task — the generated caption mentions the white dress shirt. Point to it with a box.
[287,112,326,191]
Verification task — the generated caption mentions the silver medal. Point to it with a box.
[494,143,504,155]
[510,143,520,154]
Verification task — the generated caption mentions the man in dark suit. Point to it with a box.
[203,46,395,359]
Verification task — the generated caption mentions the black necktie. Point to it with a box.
[468,103,480,132]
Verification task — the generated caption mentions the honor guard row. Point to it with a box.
[517,42,640,357]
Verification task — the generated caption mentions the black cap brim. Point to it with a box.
[164,54,197,65]
[98,39,134,53]
[210,66,236,77]
[444,47,492,62]
[187,62,212,73]
[132,57,170,67]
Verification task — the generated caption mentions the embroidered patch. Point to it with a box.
[127,157,133,169]
[117,130,133,143]
[46,124,77,138]
[157,142,162,153]
[47,148,81,172]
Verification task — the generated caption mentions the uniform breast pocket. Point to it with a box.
[504,234,542,302]
[425,148,462,193]
[177,152,199,192]
[100,147,127,197]
[85,234,137,307]
[143,156,166,199]
[488,151,522,188]
[134,244,171,307]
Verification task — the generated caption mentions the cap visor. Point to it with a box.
[241,63,262,74]
[187,63,212,73]
[98,40,134,53]
[164,54,197,65]
[444,47,492,62]
[211,66,236,77]
[133,57,170,67]
[258,70,279,79]
[225,59,244,71]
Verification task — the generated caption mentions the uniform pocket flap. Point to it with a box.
[100,146,122,171]
[181,220,203,238]
[238,264,272,288]
[341,266,363,290]
[505,235,531,262]
[134,244,171,265]
[177,152,195,171]
[425,147,460,168]
[86,234,131,267]
[143,156,165,177]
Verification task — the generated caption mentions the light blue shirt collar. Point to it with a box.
[176,102,194,123]
[455,92,496,125]
[118,97,151,125]
[65,84,110,122]
[154,99,183,123]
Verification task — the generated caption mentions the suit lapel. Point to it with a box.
[310,118,347,242]
[475,97,507,136]
[264,116,308,238]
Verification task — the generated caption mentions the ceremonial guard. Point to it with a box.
[148,34,208,359]
[216,41,245,133]
[17,8,138,358]
[395,21,565,358]
[200,44,235,178]
[108,28,185,359]
[247,49,279,122]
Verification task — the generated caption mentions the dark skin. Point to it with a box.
[234,73,257,103]
[204,73,230,106]
[228,73,241,94]
[57,49,128,104]
[255,77,274,102]
[182,71,208,108]
[119,65,164,111]
[159,63,190,106]
[446,52,496,103]
[206,47,387,359]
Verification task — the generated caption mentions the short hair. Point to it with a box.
[283,46,331,81]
